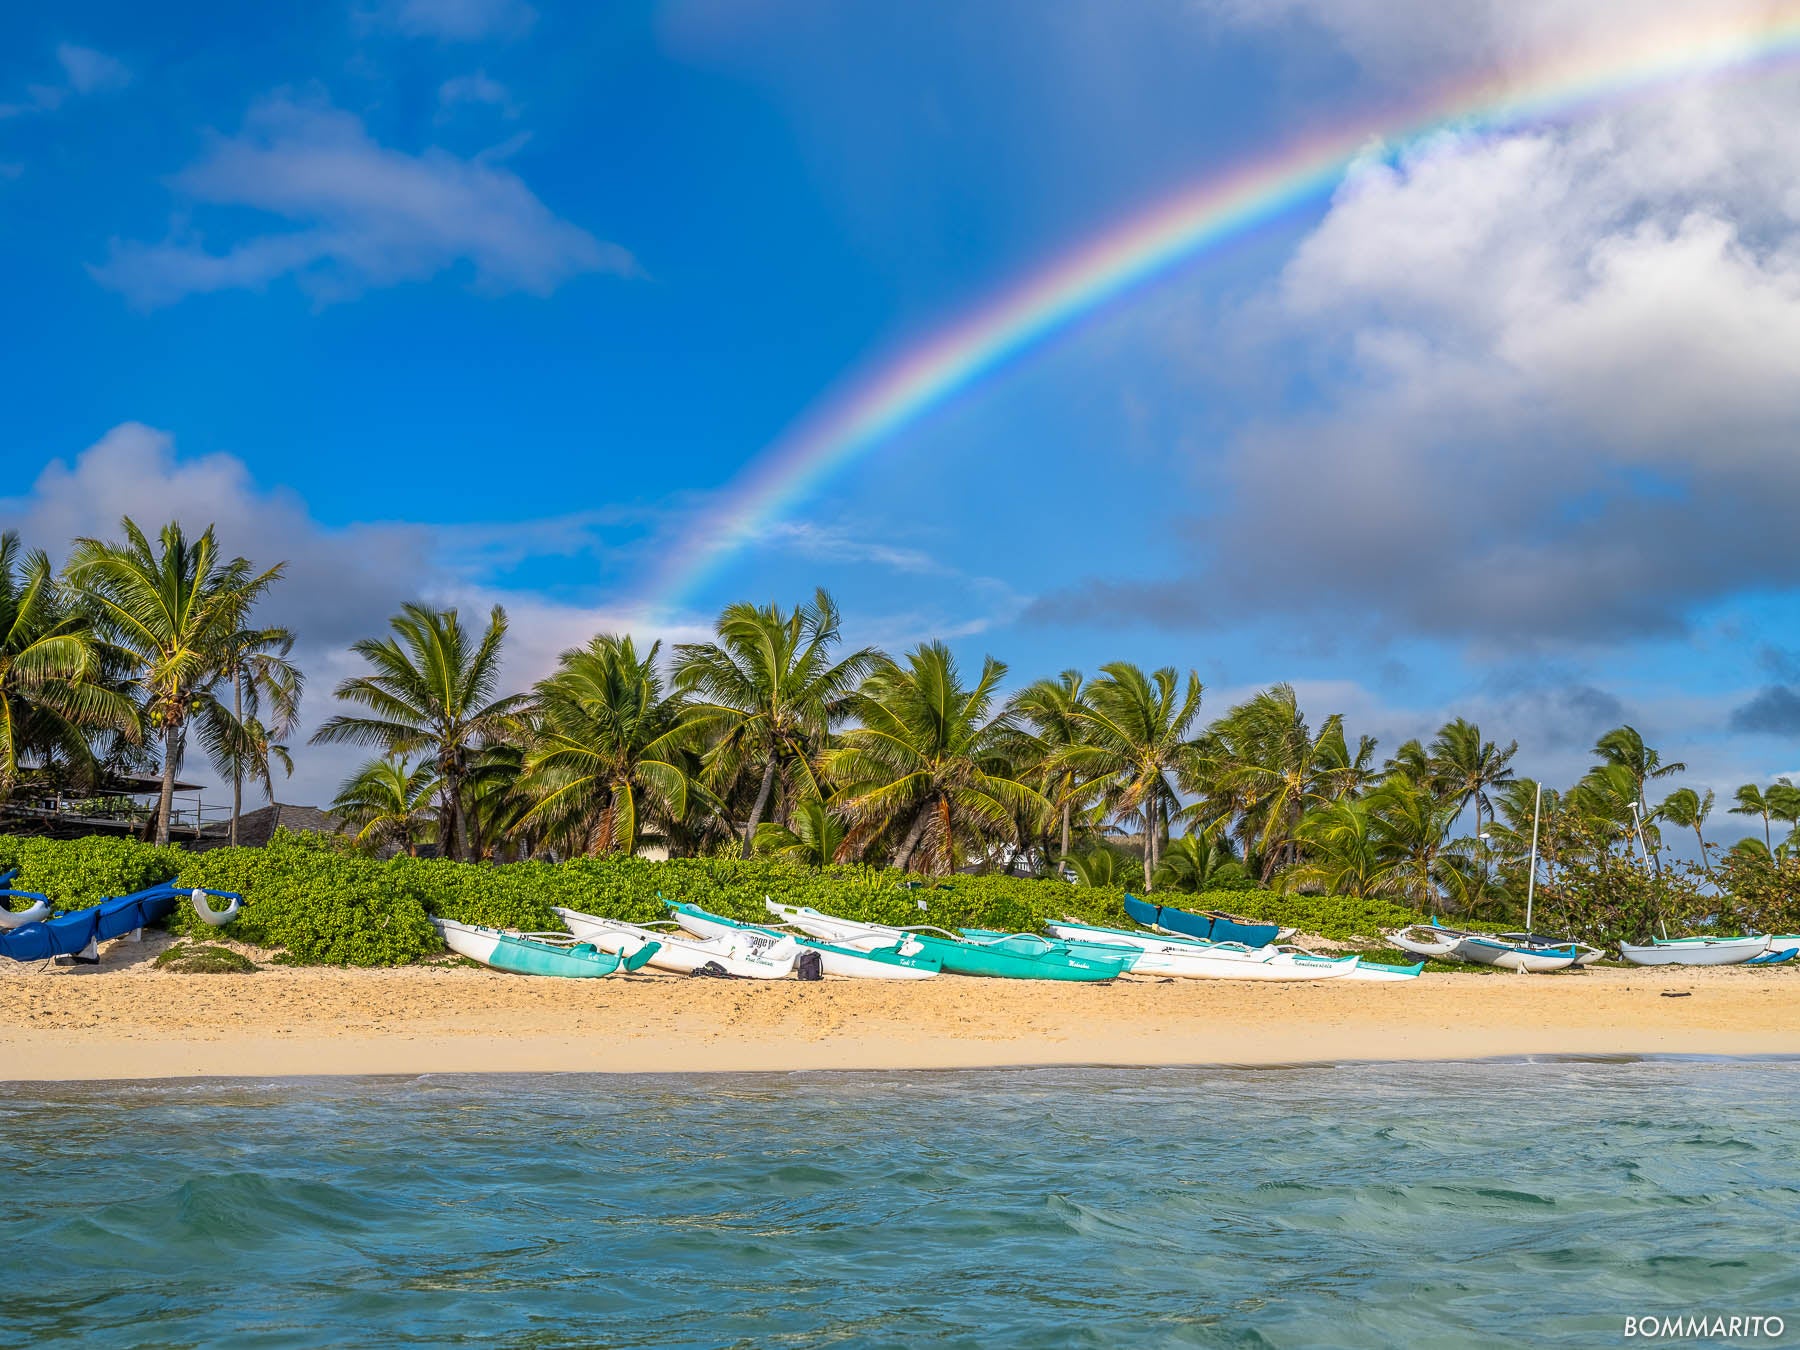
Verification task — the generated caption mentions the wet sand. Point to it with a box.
[2,935,1796,1080]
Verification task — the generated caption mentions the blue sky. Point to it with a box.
[9,0,1800,821]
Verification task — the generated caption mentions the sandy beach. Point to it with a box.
[0,935,1795,1081]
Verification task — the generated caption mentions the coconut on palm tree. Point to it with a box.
[513,634,695,856]
[828,642,1044,875]
[66,519,286,844]
[311,603,527,861]
[674,589,876,857]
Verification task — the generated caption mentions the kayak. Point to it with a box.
[553,908,798,978]
[431,917,658,977]
[665,900,942,979]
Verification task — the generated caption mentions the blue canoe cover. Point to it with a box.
[1206,914,1281,948]
[0,882,183,962]
[1122,894,1162,929]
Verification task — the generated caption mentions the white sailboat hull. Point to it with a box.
[1449,936,1578,972]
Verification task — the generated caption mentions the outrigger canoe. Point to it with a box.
[554,908,798,978]
[754,901,1126,980]
[664,900,942,979]
[0,879,244,961]
[1620,935,1773,967]
[432,917,659,977]
[1121,894,1281,948]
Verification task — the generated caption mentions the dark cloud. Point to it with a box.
[1019,579,1215,630]
[1729,685,1800,737]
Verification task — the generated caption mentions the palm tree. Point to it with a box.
[0,531,129,799]
[330,756,440,855]
[310,603,527,861]
[828,642,1044,875]
[1289,798,1395,899]
[66,519,285,844]
[1151,831,1248,893]
[1057,662,1203,889]
[1656,787,1715,877]
[1730,783,1776,852]
[1363,777,1464,908]
[753,797,848,867]
[1008,670,1096,863]
[1593,725,1685,812]
[1767,778,1800,848]
[213,624,303,845]
[673,589,877,857]
[513,634,694,856]
[1429,718,1517,839]
[1060,845,1123,888]
[1198,684,1365,882]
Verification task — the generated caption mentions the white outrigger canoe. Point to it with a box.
[668,902,941,979]
[553,907,798,978]
[1620,935,1771,967]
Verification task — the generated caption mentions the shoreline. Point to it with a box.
[5,937,1799,1082]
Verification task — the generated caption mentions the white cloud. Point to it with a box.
[437,70,518,118]
[91,93,632,307]
[373,0,536,41]
[56,43,131,95]
[4,425,710,806]
[0,42,129,118]
[1186,58,1800,642]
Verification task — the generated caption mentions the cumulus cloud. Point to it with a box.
[91,93,631,307]
[371,0,536,41]
[4,425,710,804]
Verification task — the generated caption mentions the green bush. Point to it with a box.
[154,942,258,974]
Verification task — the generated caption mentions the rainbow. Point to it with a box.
[643,7,1800,611]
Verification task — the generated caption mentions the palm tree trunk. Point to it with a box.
[893,803,932,873]
[155,721,179,846]
[442,773,462,861]
[230,665,243,848]
[1059,789,1072,860]
[742,757,779,859]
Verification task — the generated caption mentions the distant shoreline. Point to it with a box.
[4,940,1798,1082]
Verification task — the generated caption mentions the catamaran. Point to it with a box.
[554,908,801,978]
[0,879,244,961]
[662,901,943,979]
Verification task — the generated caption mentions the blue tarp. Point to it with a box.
[0,880,184,962]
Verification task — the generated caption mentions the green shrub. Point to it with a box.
[154,942,258,974]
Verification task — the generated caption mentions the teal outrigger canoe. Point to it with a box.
[959,927,1146,970]
[432,917,659,977]
[893,929,1131,981]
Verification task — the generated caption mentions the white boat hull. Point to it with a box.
[1449,936,1578,972]
[1387,926,1462,960]
[0,898,51,929]
[554,908,796,978]
[669,906,937,979]
[1620,936,1770,967]
[1767,935,1800,955]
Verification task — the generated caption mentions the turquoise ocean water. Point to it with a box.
[2,1059,1796,1347]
